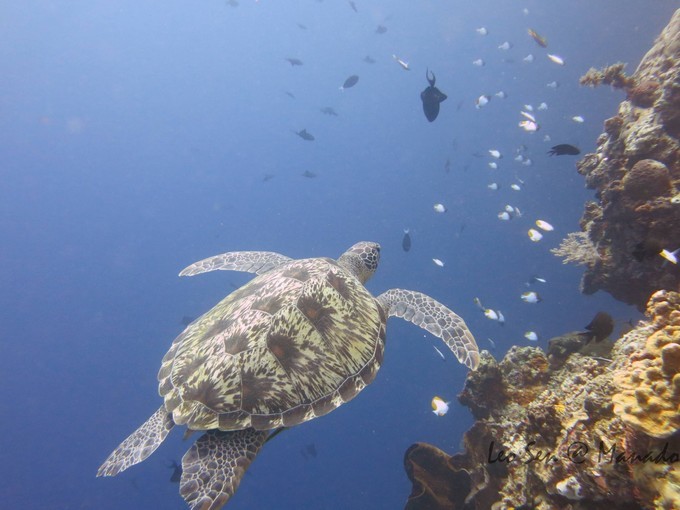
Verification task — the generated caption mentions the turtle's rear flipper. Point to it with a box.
[97,405,174,477]
[180,429,268,510]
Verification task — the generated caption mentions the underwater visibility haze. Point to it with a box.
[1,1,678,509]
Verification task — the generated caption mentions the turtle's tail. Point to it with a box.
[179,428,268,510]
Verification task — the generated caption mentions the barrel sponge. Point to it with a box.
[612,291,680,438]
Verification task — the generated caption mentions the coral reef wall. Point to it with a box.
[403,291,680,510]
[552,8,680,310]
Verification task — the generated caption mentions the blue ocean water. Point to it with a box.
[1,1,677,509]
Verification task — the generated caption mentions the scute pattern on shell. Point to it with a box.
[158,257,383,431]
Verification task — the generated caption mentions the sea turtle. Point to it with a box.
[97,242,479,509]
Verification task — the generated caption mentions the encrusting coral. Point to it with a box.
[403,291,680,510]
[612,290,680,439]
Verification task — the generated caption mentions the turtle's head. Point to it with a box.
[337,242,381,284]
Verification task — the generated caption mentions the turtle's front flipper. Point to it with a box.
[377,289,480,370]
[180,429,268,510]
[97,405,174,477]
[179,251,292,277]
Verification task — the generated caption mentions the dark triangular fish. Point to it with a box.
[444,158,451,173]
[402,229,411,252]
[262,173,275,182]
[302,170,317,178]
[167,460,182,483]
[284,90,295,99]
[340,75,359,90]
[295,129,315,141]
[421,69,447,122]
[581,312,614,342]
[305,443,317,458]
[296,23,307,30]
[547,144,580,156]
[363,56,375,64]
[226,0,238,7]
[285,58,303,66]
[375,25,387,34]
[348,1,357,12]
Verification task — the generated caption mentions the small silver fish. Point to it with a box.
[547,53,565,65]
[392,54,410,70]
[433,345,446,360]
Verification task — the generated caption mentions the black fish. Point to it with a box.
[302,170,317,178]
[294,129,315,141]
[226,0,238,7]
[340,75,359,90]
[363,56,375,64]
[421,69,447,122]
[548,144,580,156]
[296,23,307,30]
[348,1,357,12]
[375,25,387,34]
[167,460,182,483]
[632,238,663,262]
[180,315,195,326]
[582,312,614,342]
[320,107,338,116]
[300,443,318,460]
[444,158,451,173]
[262,174,275,182]
[285,58,303,66]
[402,229,411,252]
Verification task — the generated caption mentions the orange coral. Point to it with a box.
[612,291,680,438]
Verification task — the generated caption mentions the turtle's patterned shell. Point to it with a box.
[157,257,386,432]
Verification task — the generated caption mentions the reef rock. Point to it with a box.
[403,291,680,510]
[552,9,680,311]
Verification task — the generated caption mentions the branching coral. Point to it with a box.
[551,231,600,267]
[580,62,635,89]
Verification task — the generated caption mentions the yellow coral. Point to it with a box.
[612,292,680,438]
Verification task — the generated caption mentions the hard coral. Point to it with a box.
[627,79,661,107]
[612,290,680,438]
[558,9,680,310]
[403,291,680,509]
[620,159,672,204]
